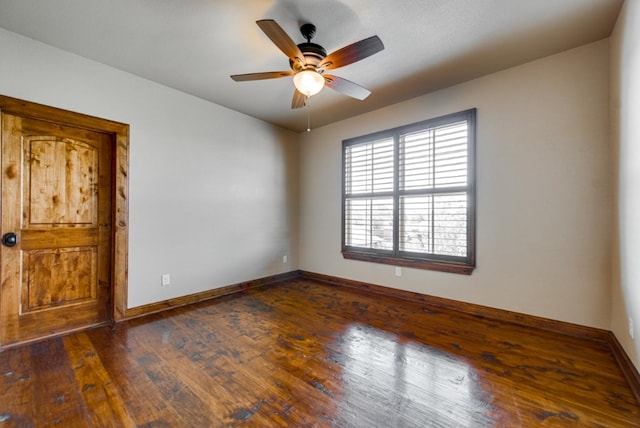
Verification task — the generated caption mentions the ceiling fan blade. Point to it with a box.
[230,71,293,81]
[291,90,307,109]
[257,19,305,65]
[319,35,384,70]
[324,75,371,100]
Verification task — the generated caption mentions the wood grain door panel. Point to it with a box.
[22,246,98,312]
[25,136,97,226]
[1,114,112,344]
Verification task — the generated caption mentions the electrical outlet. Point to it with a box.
[629,317,635,339]
[161,273,170,286]
[395,266,402,277]
[283,255,288,264]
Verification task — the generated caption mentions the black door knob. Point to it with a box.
[2,232,17,247]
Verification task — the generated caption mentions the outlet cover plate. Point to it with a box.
[161,273,170,286]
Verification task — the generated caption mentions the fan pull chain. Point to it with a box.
[306,96,311,132]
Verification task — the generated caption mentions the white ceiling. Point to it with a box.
[0,0,623,132]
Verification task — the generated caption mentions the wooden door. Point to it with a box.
[0,114,113,345]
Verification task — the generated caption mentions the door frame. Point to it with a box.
[0,95,130,332]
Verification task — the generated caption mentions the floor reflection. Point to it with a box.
[334,323,494,427]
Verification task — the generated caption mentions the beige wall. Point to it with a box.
[299,40,612,329]
[0,28,299,308]
[611,0,640,370]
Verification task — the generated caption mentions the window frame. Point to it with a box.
[341,108,476,275]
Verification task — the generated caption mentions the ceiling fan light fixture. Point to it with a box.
[293,70,325,97]
[231,19,385,112]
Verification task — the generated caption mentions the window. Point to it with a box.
[342,109,476,274]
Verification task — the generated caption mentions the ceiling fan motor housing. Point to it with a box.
[289,23,327,70]
[291,42,327,69]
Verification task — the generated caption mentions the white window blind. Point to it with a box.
[344,137,394,250]
[342,109,476,273]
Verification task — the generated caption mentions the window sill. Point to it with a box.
[342,251,475,275]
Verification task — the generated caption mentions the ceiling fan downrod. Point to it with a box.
[300,23,316,42]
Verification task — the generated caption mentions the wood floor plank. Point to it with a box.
[63,333,137,427]
[0,342,35,427]
[131,308,314,426]
[86,327,189,427]
[31,338,91,427]
[207,320,341,424]
[0,278,638,426]
[106,318,228,427]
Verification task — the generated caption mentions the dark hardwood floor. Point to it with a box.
[1,278,638,427]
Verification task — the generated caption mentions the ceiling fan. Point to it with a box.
[231,19,384,109]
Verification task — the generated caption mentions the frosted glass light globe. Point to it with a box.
[293,70,325,97]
